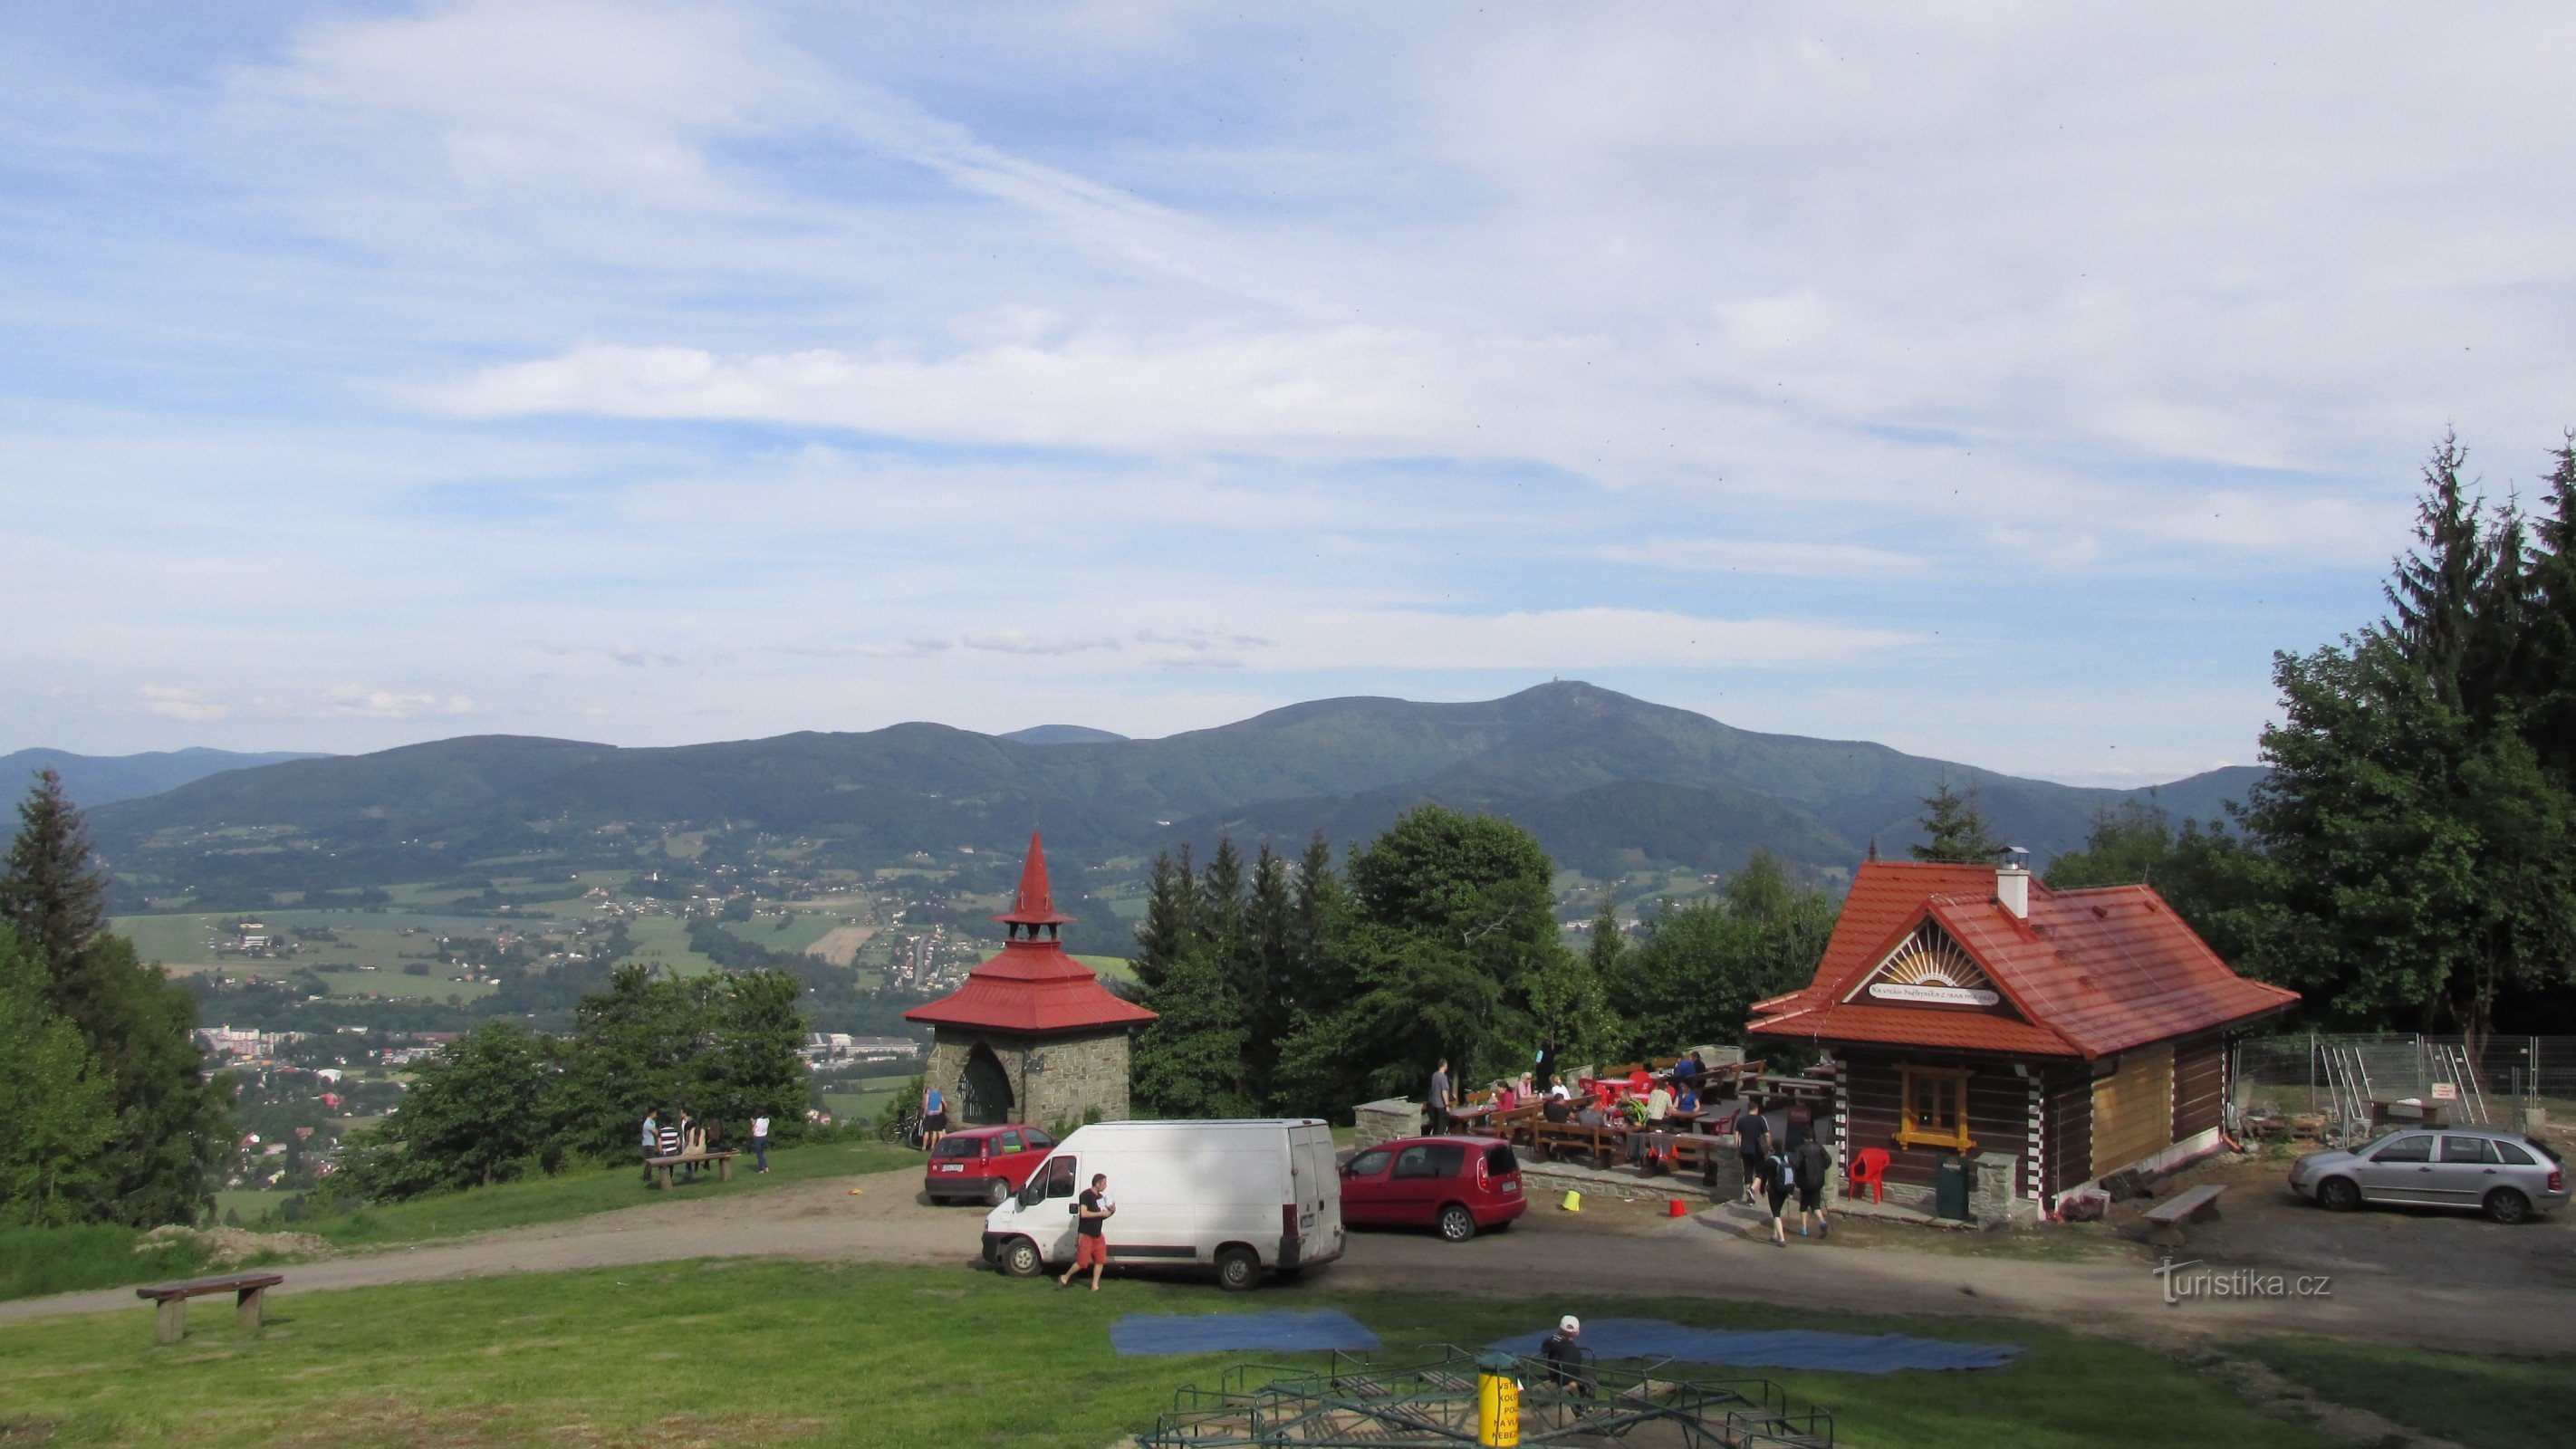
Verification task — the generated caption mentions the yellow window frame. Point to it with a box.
[1895,1063,1975,1152]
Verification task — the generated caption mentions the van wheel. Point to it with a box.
[2316,1176,2360,1213]
[1437,1204,1477,1243]
[1215,1245,1262,1291]
[986,1179,1011,1207]
[2485,1187,2532,1225]
[998,1237,1045,1278]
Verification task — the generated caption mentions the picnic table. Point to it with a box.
[137,1271,284,1344]
[646,1148,740,1189]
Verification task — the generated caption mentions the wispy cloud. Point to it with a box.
[6,1,2571,784]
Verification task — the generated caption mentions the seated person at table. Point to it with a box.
[1491,1080,1518,1112]
[1671,1053,1701,1085]
[1543,1092,1573,1124]
[1576,1100,1608,1129]
[1547,1074,1570,1099]
[1644,1083,1673,1123]
[1675,1084,1700,1116]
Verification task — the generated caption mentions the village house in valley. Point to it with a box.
[1749,854,2298,1221]
[903,833,1155,1130]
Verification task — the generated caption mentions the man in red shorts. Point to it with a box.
[1057,1172,1115,1291]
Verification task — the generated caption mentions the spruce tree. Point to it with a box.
[2523,437,2576,782]
[1908,772,2002,863]
[1,772,228,1225]
[1241,843,1295,1107]
[1131,847,1199,992]
[1,771,109,994]
[2383,430,2495,713]
[1586,897,1621,978]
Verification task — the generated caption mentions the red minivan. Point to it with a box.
[923,1125,1057,1205]
[1339,1137,1526,1241]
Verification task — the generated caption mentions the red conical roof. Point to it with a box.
[905,833,1153,1035]
[994,830,1073,926]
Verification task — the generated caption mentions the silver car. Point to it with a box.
[2288,1124,2569,1223]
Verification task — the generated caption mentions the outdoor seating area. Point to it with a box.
[1447,1051,1847,1193]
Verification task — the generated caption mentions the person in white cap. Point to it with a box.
[1540,1314,1593,1397]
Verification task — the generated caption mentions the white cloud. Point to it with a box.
[137,686,226,723]
[958,631,1121,657]
[1596,538,1932,579]
[323,686,476,719]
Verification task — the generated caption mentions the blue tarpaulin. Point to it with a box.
[1111,1310,1383,1356]
[1487,1319,2021,1375]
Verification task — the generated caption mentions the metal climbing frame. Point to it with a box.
[1134,1344,1834,1448]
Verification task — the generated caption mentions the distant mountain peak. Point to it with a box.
[1000,724,1127,745]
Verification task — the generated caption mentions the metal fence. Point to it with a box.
[2232,1034,2576,1141]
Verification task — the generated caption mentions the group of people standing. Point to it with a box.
[1731,1095,1832,1244]
[638,1109,774,1183]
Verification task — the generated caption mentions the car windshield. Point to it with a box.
[932,1137,985,1158]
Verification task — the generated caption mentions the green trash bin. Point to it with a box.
[1935,1155,1975,1221]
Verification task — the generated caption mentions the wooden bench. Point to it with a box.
[646,1149,740,1189]
[1532,1121,1625,1169]
[2142,1184,2227,1247]
[138,1271,284,1344]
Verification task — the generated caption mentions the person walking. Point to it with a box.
[1427,1058,1451,1137]
[1792,1135,1832,1239]
[639,1111,659,1185]
[921,1082,948,1151]
[1760,1146,1796,1245]
[1056,1172,1115,1291]
[751,1114,772,1174]
[1733,1098,1772,1206]
[1784,1096,1815,1149]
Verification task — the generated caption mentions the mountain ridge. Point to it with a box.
[86,683,2265,897]
[3,746,333,809]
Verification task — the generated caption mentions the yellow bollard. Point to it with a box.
[1475,1353,1522,1446]
[1560,1189,1581,1213]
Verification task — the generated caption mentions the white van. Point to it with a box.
[979,1119,1344,1291]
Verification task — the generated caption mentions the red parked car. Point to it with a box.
[1339,1137,1526,1241]
[922,1125,1057,1205]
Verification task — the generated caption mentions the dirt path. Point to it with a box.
[7,1166,2568,1358]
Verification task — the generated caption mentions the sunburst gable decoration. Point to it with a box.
[1850,922,2002,1007]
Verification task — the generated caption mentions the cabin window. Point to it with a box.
[1895,1064,1975,1152]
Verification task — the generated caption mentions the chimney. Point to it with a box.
[1995,847,2031,921]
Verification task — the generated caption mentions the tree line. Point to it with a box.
[2045,431,2576,1041]
[329,963,809,1202]
[1127,803,1839,1118]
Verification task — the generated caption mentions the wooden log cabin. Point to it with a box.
[1747,855,2297,1221]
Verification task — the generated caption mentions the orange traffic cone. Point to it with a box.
[1667,1198,1689,1218]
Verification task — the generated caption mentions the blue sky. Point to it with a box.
[6,3,2573,785]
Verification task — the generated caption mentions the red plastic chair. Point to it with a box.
[1846,1147,1890,1204]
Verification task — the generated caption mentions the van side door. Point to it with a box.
[1024,1153,1081,1259]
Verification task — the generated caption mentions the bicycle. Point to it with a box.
[878,1108,923,1149]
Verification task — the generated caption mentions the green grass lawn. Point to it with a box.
[722,912,841,955]
[1,1141,918,1302]
[614,914,724,975]
[0,1260,2339,1449]
[2233,1337,2576,1448]
[1073,952,1137,981]
[296,1139,916,1251]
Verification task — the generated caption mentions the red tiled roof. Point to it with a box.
[902,937,1158,1033]
[1749,860,2296,1060]
[904,833,1156,1035]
